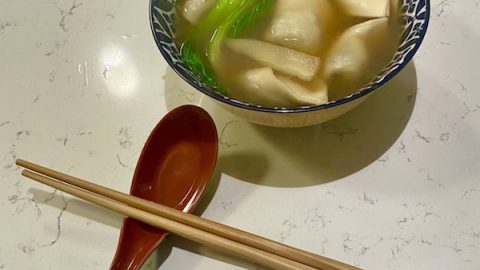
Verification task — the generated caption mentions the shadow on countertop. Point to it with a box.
[165,62,418,187]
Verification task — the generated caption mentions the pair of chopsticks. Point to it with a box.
[16,159,360,270]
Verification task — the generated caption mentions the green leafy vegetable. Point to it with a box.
[209,0,275,64]
[181,42,226,94]
[230,0,275,37]
[180,0,276,95]
[189,0,247,41]
[207,0,250,65]
[180,0,249,95]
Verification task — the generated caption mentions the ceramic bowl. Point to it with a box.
[150,0,430,127]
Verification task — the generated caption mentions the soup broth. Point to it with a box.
[176,0,403,107]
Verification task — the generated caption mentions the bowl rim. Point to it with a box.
[149,0,430,114]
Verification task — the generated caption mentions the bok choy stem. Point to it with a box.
[181,0,275,95]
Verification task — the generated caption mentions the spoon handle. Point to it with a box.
[110,218,169,270]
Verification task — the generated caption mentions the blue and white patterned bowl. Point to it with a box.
[150,0,430,127]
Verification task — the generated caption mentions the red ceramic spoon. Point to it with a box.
[109,105,218,270]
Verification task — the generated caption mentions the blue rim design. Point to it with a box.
[150,0,430,114]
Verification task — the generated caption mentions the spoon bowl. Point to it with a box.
[110,105,218,269]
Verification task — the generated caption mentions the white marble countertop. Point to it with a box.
[1,0,479,269]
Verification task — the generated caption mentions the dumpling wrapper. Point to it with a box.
[182,0,215,24]
[323,18,390,99]
[264,0,334,55]
[324,18,389,79]
[225,38,320,81]
[325,39,369,80]
[234,67,328,107]
[337,0,390,18]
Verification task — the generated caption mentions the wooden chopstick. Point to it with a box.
[21,169,315,270]
[16,160,357,270]
[16,159,360,270]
